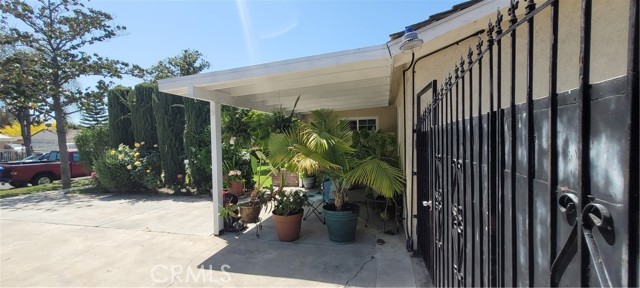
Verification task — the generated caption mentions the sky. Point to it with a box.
[80,0,466,88]
[6,0,467,123]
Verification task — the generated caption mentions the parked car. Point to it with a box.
[8,144,25,152]
[0,150,90,188]
[10,152,47,163]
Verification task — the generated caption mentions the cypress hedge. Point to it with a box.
[107,86,134,147]
[153,88,186,186]
[132,83,158,147]
[184,98,211,192]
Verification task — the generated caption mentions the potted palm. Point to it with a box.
[272,189,308,241]
[269,109,404,243]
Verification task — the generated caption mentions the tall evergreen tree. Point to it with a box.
[131,83,157,147]
[152,90,185,186]
[0,0,143,188]
[149,49,210,188]
[107,86,134,147]
[0,50,49,156]
[184,99,210,191]
[80,100,108,127]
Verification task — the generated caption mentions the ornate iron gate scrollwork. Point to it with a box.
[413,0,638,286]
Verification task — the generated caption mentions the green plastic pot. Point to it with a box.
[323,203,360,244]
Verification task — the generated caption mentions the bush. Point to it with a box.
[222,143,255,190]
[132,83,158,147]
[93,143,161,192]
[185,126,212,193]
[153,90,185,186]
[75,125,109,168]
[184,99,210,192]
[107,86,134,147]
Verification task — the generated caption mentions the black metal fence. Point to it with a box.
[414,0,638,286]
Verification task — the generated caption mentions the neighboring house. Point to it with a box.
[159,0,638,286]
[0,133,23,162]
[31,129,78,152]
[0,133,19,144]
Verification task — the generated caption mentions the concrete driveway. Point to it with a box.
[0,190,427,287]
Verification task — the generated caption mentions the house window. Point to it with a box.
[345,117,378,131]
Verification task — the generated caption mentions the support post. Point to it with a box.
[210,100,224,235]
[189,86,224,235]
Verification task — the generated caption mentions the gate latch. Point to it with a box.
[422,201,432,210]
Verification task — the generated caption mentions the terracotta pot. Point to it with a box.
[239,205,261,223]
[273,209,304,242]
[229,180,244,196]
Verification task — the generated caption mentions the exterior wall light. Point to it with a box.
[399,27,424,52]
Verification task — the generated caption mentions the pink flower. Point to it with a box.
[177,174,184,180]
[91,172,97,179]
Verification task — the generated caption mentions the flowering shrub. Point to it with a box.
[272,190,308,216]
[92,143,161,192]
[227,170,244,182]
[171,173,192,195]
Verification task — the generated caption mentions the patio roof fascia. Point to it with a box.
[158,44,392,113]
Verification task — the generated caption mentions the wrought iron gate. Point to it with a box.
[414,0,639,287]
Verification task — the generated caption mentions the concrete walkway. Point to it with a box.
[0,190,427,287]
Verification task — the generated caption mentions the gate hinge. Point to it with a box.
[412,172,417,176]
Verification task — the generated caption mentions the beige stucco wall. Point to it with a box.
[407,0,630,115]
[334,105,397,134]
[302,105,398,134]
[395,0,632,250]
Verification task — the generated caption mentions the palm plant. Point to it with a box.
[269,109,405,211]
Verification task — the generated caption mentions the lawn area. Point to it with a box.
[251,156,272,188]
[0,179,95,199]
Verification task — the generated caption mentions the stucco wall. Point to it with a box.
[334,105,397,134]
[409,0,630,115]
[302,105,398,134]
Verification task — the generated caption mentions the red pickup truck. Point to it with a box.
[0,150,90,188]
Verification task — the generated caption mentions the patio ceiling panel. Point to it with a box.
[239,77,390,101]
[158,44,393,113]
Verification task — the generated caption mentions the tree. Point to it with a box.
[149,49,210,188]
[80,100,108,127]
[131,83,157,147]
[221,106,252,148]
[0,121,55,137]
[0,50,49,155]
[0,0,142,188]
[74,124,108,168]
[152,90,186,187]
[107,86,134,147]
[147,49,210,81]
[0,108,12,127]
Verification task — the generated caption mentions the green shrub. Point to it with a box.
[222,143,254,190]
[93,143,161,192]
[75,125,109,168]
[184,98,210,192]
[132,83,158,147]
[153,90,185,186]
[185,126,212,193]
[107,86,134,147]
